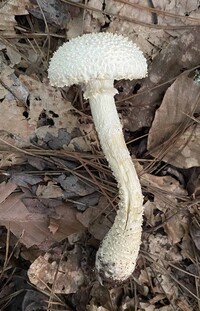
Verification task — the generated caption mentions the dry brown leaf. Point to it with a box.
[161,125,200,168]
[153,0,200,25]
[141,234,182,307]
[29,0,69,28]
[138,304,155,311]
[0,99,34,140]
[87,302,110,311]
[0,61,29,102]
[36,181,63,199]
[0,181,17,204]
[177,299,195,311]
[0,191,48,247]
[141,171,187,198]
[0,61,34,145]
[106,0,165,57]
[83,0,106,34]
[148,71,200,168]
[0,152,25,169]
[0,0,31,36]
[56,174,95,198]
[105,0,200,59]
[139,303,173,311]
[6,46,22,65]
[28,249,84,294]
[163,211,189,244]
[10,173,42,188]
[146,233,183,263]
[0,182,84,248]
[48,203,84,239]
[19,75,91,151]
[123,28,200,132]
[189,218,200,251]
[67,13,85,39]
[0,64,14,99]
[77,196,113,240]
[143,200,160,227]
[19,76,77,130]
[140,166,189,244]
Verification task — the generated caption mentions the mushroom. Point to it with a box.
[48,32,147,283]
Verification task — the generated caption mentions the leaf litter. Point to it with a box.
[0,0,200,310]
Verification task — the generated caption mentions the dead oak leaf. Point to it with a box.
[163,210,189,244]
[105,0,178,58]
[28,251,84,294]
[123,29,200,133]
[19,75,78,131]
[0,191,48,247]
[48,203,84,240]
[0,181,84,248]
[19,75,91,151]
[148,71,200,168]
[0,99,34,140]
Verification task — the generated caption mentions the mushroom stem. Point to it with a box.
[84,79,144,282]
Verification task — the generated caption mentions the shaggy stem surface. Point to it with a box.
[85,80,144,282]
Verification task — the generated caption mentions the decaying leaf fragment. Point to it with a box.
[123,28,200,132]
[0,181,84,248]
[0,0,31,36]
[77,196,113,241]
[19,75,91,151]
[148,71,200,168]
[28,247,84,294]
[189,217,200,251]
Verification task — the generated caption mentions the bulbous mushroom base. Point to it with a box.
[96,205,143,284]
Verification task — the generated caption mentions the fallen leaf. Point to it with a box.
[28,248,84,294]
[146,233,183,263]
[77,196,114,240]
[29,0,69,28]
[0,152,25,169]
[10,173,42,188]
[163,211,189,244]
[105,0,200,61]
[122,28,200,132]
[0,0,31,36]
[0,181,17,203]
[0,191,48,247]
[0,61,34,145]
[56,174,95,198]
[74,192,100,211]
[0,99,34,140]
[19,75,91,151]
[0,182,84,248]
[48,203,85,239]
[177,299,195,311]
[36,181,63,199]
[106,0,166,57]
[83,0,106,34]
[148,71,200,168]
[189,218,200,251]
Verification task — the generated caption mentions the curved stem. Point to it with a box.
[85,80,144,282]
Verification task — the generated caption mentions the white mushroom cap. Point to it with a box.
[48,32,147,87]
